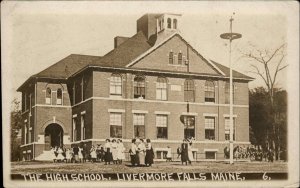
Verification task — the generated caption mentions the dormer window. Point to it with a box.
[57,88,62,105]
[169,52,174,64]
[167,18,172,29]
[178,52,182,65]
[46,88,51,104]
[173,19,177,29]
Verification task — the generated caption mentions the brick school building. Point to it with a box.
[18,13,253,161]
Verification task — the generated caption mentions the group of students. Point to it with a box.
[50,139,126,164]
[129,138,154,167]
[50,138,195,165]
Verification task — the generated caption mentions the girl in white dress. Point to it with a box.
[65,148,71,163]
[117,139,125,164]
[166,146,172,162]
[111,139,118,164]
[90,145,97,163]
[56,147,65,162]
[187,142,194,164]
[78,147,83,163]
[138,139,146,166]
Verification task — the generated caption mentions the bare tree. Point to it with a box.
[241,43,287,160]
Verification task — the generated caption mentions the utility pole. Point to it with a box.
[220,13,242,164]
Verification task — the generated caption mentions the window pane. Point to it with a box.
[169,52,174,64]
[110,74,122,96]
[205,81,215,102]
[167,18,171,28]
[134,125,145,138]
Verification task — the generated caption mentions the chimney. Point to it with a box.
[137,14,160,39]
[114,36,129,48]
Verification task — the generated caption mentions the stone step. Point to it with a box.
[35,150,54,161]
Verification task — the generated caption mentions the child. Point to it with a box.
[166,146,172,162]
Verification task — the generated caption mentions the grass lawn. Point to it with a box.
[11,161,288,174]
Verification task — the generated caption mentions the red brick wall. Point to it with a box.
[132,35,219,75]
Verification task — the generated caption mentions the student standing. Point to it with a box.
[65,148,72,163]
[187,142,194,164]
[117,139,125,164]
[130,139,138,166]
[56,147,65,162]
[78,146,83,163]
[145,139,154,167]
[138,139,146,166]
[104,139,113,165]
[166,146,172,162]
[73,146,79,163]
[90,145,97,163]
[111,139,118,164]
[181,139,188,165]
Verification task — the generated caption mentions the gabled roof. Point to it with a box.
[210,60,254,80]
[18,30,253,91]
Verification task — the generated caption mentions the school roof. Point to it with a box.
[17,31,253,91]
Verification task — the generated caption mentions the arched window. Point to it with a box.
[205,81,215,102]
[156,77,167,100]
[46,88,51,104]
[173,19,177,29]
[169,52,174,64]
[110,74,122,96]
[178,52,182,65]
[167,18,172,28]
[134,76,146,99]
[184,79,195,102]
[57,88,62,105]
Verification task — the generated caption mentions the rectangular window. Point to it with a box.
[156,115,168,139]
[156,151,168,159]
[81,115,85,140]
[156,81,167,100]
[225,117,235,141]
[72,118,76,142]
[110,113,122,138]
[205,117,215,140]
[110,75,122,96]
[205,151,216,159]
[178,52,182,65]
[24,124,27,144]
[169,52,174,64]
[133,114,145,138]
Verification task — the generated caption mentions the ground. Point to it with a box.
[11,161,287,174]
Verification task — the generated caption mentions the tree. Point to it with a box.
[242,43,287,160]
[249,88,287,160]
[11,98,22,161]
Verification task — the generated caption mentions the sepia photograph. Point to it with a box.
[2,1,299,187]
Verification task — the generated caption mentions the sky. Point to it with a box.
[2,1,297,102]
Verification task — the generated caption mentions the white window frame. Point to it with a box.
[156,77,168,101]
[133,113,145,138]
[110,74,122,96]
[45,88,51,105]
[204,117,216,141]
[156,114,168,139]
[110,112,123,138]
[56,88,63,105]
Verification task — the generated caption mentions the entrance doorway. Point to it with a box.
[44,123,63,150]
